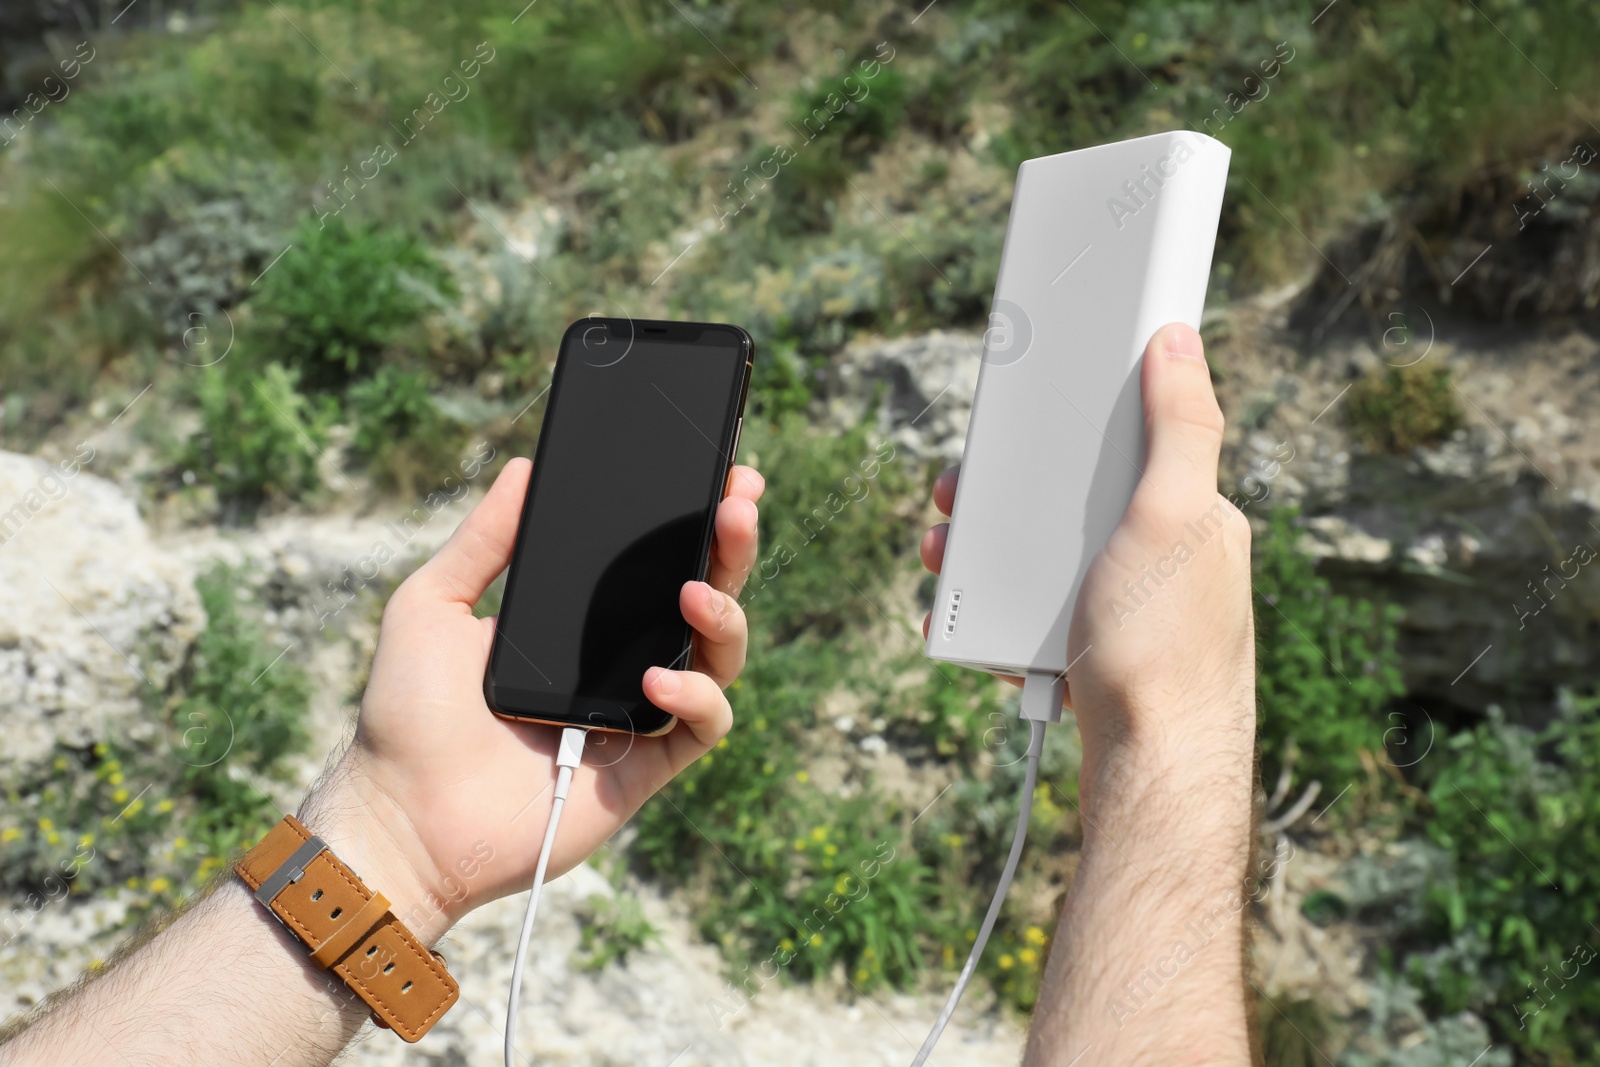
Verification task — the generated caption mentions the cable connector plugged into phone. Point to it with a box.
[505,726,589,1067]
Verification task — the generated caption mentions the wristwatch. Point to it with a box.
[236,814,459,1042]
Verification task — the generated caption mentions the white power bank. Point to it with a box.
[926,131,1230,682]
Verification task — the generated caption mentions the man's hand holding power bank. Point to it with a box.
[922,323,1257,1066]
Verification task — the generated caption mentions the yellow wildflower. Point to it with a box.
[810,826,827,843]
[0,828,20,843]
[148,877,171,894]
[157,799,174,814]
[795,771,809,784]
[1020,948,1038,965]
[112,789,129,804]
[1024,926,1048,946]
[998,954,1015,970]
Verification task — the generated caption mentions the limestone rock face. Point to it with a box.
[829,316,1600,717]
[825,331,983,466]
[0,451,204,774]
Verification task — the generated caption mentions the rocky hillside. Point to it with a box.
[6,274,1593,1062]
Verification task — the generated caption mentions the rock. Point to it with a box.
[824,332,983,465]
[1214,313,1600,718]
[0,451,204,775]
[1297,516,1395,565]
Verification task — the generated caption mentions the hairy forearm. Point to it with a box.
[1024,699,1257,1067]
[0,879,369,1066]
[0,767,446,1067]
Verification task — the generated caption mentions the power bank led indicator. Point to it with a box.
[943,589,963,639]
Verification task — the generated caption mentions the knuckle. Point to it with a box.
[1173,395,1226,442]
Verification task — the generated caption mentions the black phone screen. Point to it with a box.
[486,319,751,733]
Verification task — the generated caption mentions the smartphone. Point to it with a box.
[484,317,754,735]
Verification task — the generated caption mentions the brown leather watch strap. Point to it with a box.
[237,815,459,1042]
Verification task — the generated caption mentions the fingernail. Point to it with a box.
[648,667,682,696]
[1158,323,1205,361]
[701,582,719,614]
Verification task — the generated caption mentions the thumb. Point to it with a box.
[1137,322,1225,508]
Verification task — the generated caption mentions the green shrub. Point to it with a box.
[168,564,313,852]
[574,893,659,971]
[793,66,907,159]
[733,414,913,634]
[759,66,908,236]
[1252,508,1405,794]
[1345,363,1464,453]
[772,248,886,352]
[1414,693,1600,1061]
[250,217,454,392]
[745,339,817,422]
[876,193,1008,329]
[187,359,334,504]
[571,147,687,269]
[346,365,465,493]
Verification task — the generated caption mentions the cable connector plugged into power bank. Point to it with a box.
[1020,669,1068,724]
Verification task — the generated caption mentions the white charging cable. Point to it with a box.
[505,726,589,1067]
[501,670,1061,1067]
[910,670,1063,1066]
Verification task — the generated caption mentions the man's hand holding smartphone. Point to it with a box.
[296,456,766,947]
